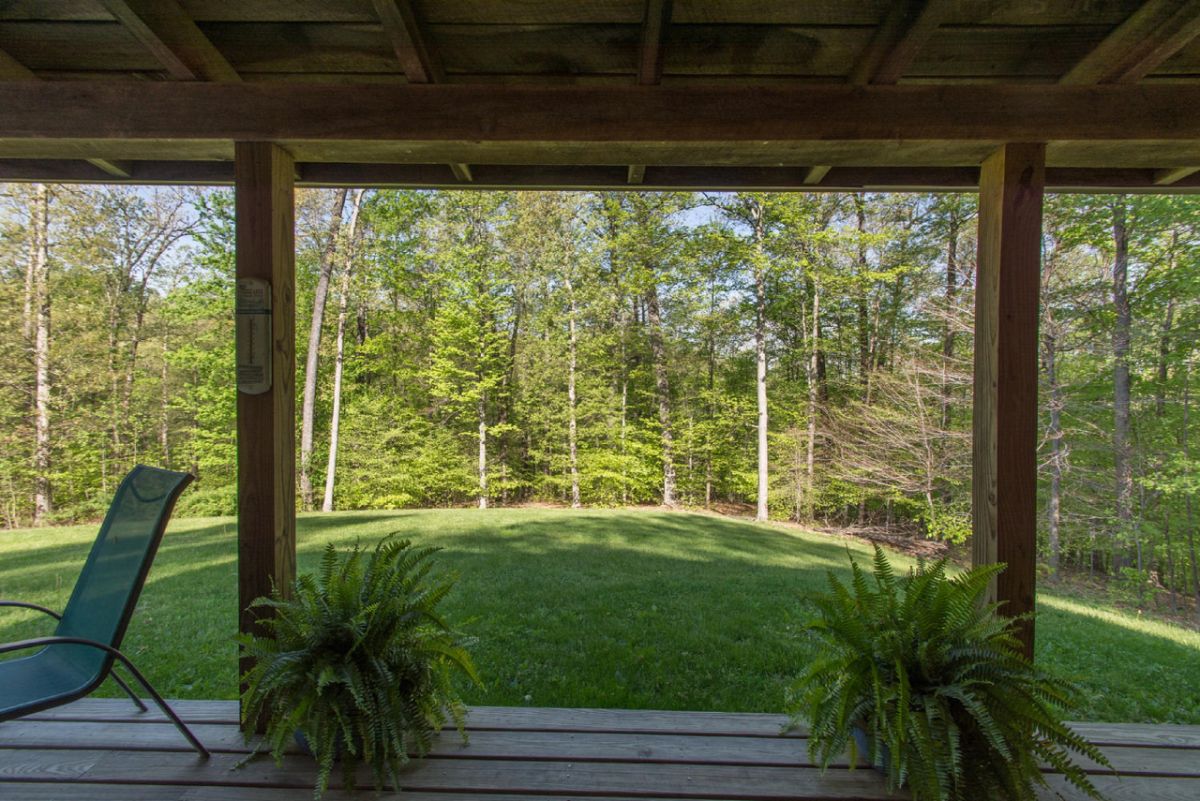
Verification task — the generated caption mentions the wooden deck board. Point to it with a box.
[2,700,1198,800]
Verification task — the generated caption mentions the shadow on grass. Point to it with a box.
[2,508,1197,721]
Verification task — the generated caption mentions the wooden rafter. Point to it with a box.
[638,0,673,86]
[1061,0,1200,85]
[0,47,35,80]
[1154,166,1200,185]
[100,0,240,83]
[848,0,945,86]
[802,166,831,186]
[370,0,471,181]
[628,0,673,184]
[371,0,443,84]
[805,2,947,190]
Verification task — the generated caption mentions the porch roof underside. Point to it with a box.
[2,0,1200,191]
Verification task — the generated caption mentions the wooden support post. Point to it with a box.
[972,143,1044,660]
[235,142,296,706]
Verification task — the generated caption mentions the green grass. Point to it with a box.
[2,508,1198,723]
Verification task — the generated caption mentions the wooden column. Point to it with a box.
[235,142,296,657]
[972,143,1044,659]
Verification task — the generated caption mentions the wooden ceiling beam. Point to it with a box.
[3,160,1198,194]
[85,158,133,178]
[0,47,36,80]
[100,0,240,82]
[1061,0,1200,85]
[370,1,472,184]
[809,2,948,194]
[3,83,1199,143]
[1,47,141,178]
[802,166,831,186]
[371,0,443,84]
[629,0,672,187]
[848,0,946,86]
[1154,166,1200,185]
[638,0,672,86]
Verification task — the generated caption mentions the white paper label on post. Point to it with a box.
[236,278,272,395]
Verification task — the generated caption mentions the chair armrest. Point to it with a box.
[0,634,118,658]
[0,600,62,620]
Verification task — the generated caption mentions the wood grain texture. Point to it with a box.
[637,0,672,84]
[101,0,240,82]
[6,699,1199,801]
[972,143,1045,659]
[371,0,441,83]
[0,45,36,78]
[234,142,296,707]
[848,0,946,85]
[1061,0,1200,84]
[4,82,1200,143]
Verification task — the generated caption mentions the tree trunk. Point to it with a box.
[31,184,52,523]
[478,393,489,509]
[1044,324,1064,579]
[854,195,871,384]
[566,276,581,508]
[1157,300,1175,418]
[941,210,961,430]
[322,190,364,512]
[645,279,676,506]
[300,188,349,511]
[1184,359,1200,621]
[160,323,171,467]
[804,279,820,520]
[1111,198,1133,573]
[753,206,770,522]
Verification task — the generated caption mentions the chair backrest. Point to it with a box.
[54,466,193,675]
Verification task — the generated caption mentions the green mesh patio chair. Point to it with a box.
[0,465,209,757]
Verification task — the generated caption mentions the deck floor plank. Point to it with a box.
[3,700,1198,800]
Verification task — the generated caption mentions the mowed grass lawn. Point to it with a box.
[2,508,1198,723]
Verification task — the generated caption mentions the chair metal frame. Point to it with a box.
[0,466,210,758]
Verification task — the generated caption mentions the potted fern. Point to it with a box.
[239,536,480,798]
[787,546,1111,801]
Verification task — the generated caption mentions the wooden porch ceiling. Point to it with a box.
[1,0,1199,190]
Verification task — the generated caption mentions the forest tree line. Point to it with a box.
[1,185,1198,614]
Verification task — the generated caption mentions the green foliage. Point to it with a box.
[238,535,480,798]
[788,546,1111,801]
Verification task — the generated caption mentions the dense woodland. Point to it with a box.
[1,185,1198,615]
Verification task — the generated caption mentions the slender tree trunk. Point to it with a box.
[1112,199,1133,573]
[23,192,37,345]
[804,280,820,520]
[322,190,364,512]
[941,211,960,430]
[566,276,581,508]
[1157,248,1176,417]
[478,392,489,509]
[645,279,676,506]
[854,196,871,384]
[753,208,770,522]
[31,184,52,523]
[160,324,171,467]
[1163,507,1177,613]
[300,188,349,510]
[1184,359,1200,621]
[1044,324,1065,580]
